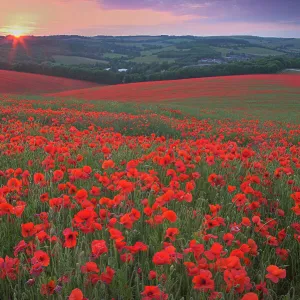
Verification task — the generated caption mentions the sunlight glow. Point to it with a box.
[3,25,31,37]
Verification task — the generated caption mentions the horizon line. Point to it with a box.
[0,34,298,39]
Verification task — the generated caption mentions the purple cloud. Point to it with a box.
[100,0,300,24]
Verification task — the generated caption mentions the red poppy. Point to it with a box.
[63,228,78,248]
[165,228,179,241]
[91,240,108,258]
[75,189,88,202]
[69,288,84,300]
[141,286,168,300]
[192,270,215,291]
[40,280,55,295]
[102,159,115,169]
[152,250,171,265]
[21,222,36,237]
[52,170,64,182]
[204,243,224,260]
[32,250,50,267]
[241,293,258,300]
[265,265,286,283]
[162,210,177,223]
[100,266,115,284]
[7,178,22,192]
[33,173,45,186]
[81,261,99,273]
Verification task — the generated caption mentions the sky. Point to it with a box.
[0,0,300,37]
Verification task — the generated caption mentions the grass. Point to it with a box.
[212,46,284,56]
[53,55,109,65]
[48,74,300,124]
[103,53,128,59]
[128,55,175,64]
[234,47,285,56]
[141,46,178,56]
[166,92,300,123]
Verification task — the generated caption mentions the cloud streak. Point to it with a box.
[0,0,299,37]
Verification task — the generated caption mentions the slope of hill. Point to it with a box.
[0,70,100,94]
[49,74,300,102]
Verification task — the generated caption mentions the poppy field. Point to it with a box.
[0,70,99,95]
[0,76,300,300]
[50,74,300,122]
[50,74,300,103]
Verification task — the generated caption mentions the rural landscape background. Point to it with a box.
[0,0,300,299]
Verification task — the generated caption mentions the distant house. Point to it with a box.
[225,54,250,61]
[118,68,128,72]
[198,58,223,65]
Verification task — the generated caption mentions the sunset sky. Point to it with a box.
[0,0,299,37]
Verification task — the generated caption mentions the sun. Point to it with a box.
[3,25,31,38]
[9,27,27,38]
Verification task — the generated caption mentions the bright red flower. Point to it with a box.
[63,228,78,248]
[33,173,45,185]
[7,178,22,191]
[91,240,108,258]
[165,228,179,241]
[241,293,258,300]
[21,222,36,237]
[265,265,286,283]
[192,270,215,291]
[52,170,64,182]
[32,250,50,267]
[102,159,115,169]
[100,266,115,284]
[162,210,177,223]
[204,243,223,260]
[69,288,85,300]
[81,262,99,274]
[152,250,171,265]
[141,286,168,300]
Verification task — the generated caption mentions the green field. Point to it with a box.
[128,55,176,64]
[212,46,284,56]
[141,46,178,56]
[103,53,128,59]
[53,55,109,65]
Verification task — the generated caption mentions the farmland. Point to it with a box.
[53,55,109,66]
[0,70,100,94]
[0,35,299,85]
[0,71,300,299]
[50,74,300,122]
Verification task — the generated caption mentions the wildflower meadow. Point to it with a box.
[0,77,299,300]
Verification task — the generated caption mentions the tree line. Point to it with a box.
[0,56,299,85]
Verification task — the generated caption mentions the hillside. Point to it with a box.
[1,35,299,66]
[50,74,300,102]
[0,70,100,94]
[0,35,299,85]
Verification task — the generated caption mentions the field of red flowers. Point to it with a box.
[0,89,299,300]
[50,74,300,102]
[0,70,99,95]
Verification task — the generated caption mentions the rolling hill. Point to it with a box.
[0,70,100,94]
[49,74,300,102]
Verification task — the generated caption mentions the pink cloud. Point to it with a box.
[0,0,199,35]
[0,0,299,37]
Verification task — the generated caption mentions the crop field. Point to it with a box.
[128,55,176,64]
[0,70,100,94]
[50,74,300,122]
[53,55,109,66]
[0,73,299,300]
[212,47,284,57]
